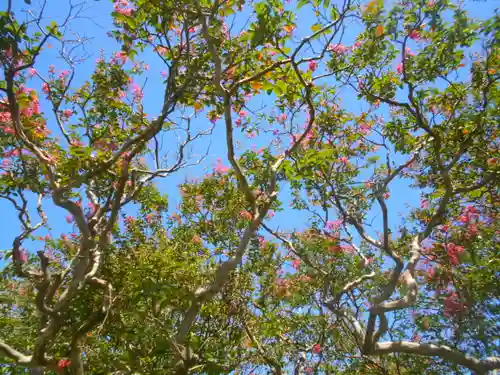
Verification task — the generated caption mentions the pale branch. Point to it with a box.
[195,2,256,210]
[333,272,376,305]
[371,312,388,345]
[324,305,365,349]
[342,241,368,263]
[373,342,500,374]
[0,341,31,365]
[364,236,421,352]
[373,236,420,314]
[374,190,401,264]
[176,208,267,344]
[3,193,47,277]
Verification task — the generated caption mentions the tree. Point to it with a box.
[0,0,498,374]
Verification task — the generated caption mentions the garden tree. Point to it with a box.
[0,0,498,374]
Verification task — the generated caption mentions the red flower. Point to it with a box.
[57,359,72,370]
[292,259,301,269]
[312,343,322,353]
[446,243,464,265]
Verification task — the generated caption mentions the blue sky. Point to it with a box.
[1,0,497,267]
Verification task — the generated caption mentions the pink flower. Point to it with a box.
[62,109,73,118]
[267,210,275,218]
[214,158,229,174]
[132,85,143,102]
[65,215,73,223]
[305,368,313,374]
[59,70,69,79]
[405,47,415,56]
[124,216,135,225]
[359,122,371,134]
[326,220,342,231]
[29,68,37,76]
[238,110,248,117]
[396,63,403,74]
[276,113,287,123]
[113,51,128,64]
[312,343,321,353]
[115,6,132,16]
[42,82,50,94]
[338,156,348,165]
[308,60,318,72]
[328,43,348,54]
[292,259,301,269]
